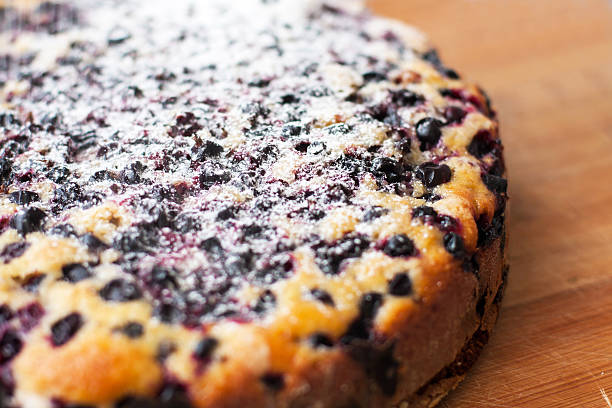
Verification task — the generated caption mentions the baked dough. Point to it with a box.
[0,1,508,407]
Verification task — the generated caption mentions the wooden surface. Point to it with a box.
[369,1,612,406]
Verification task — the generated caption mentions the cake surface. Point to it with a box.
[0,1,508,407]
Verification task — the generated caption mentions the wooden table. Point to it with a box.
[369,1,612,406]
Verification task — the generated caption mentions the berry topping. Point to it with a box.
[313,235,370,275]
[118,322,144,339]
[482,174,508,194]
[99,279,142,302]
[416,117,444,151]
[310,288,335,306]
[309,333,334,348]
[9,191,40,205]
[0,330,22,363]
[61,264,92,283]
[193,337,218,361]
[10,207,47,235]
[415,163,452,188]
[383,234,416,258]
[260,373,285,392]
[51,313,83,346]
[388,273,412,296]
[443,232,466,259]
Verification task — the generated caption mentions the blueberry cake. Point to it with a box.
[0,0,508,407]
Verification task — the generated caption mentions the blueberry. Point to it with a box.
[260,373,285,392]
[362,206,389,222]
[118,322,144,339]
[282,124,302,138]
[444,106,467,124]
[80,233,109,252]
[17,302,45,331]
[362,71,387,83]
[253,290,276,315]
[0,305,13,325]
[371,157,403,183]
[0,330,22,363]
[51,313,83,346]
[310,288,335,306]
[46,166,70,183]
[173,213,200,233]
[10,207,47,235]
[412,206,437,219]
[0,158,12,184]
[467,130,497,158]
[415,118,444,150]
[0,241,30,264]
[193,337,218,361]
[390,90,423,107]
[22,274,45,292]
[216,206,238,221]
[383,234,416,257]
[341,292,383,343]
[195,140,224,160]
[60,264,90,283]
[99,279,142,302]
[113,226,158,254]
[107,26,131,45]
[359,292,384,321]
[153,301,184,324]
[388,273,412,296]
[200,163,230,189]
[149,266,178,289]
[443,232,466,258]
[314,235,370,275]
[9,191,40,205]
[481,174,507,194]
[121,162,144,184]
[309,333,334,348]
[200,237,224,258]
[90,170,115,182]
[415,163,452,188]
[325,184,352,203]
[280,94,298,104]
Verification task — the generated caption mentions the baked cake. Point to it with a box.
[0,0,508,407]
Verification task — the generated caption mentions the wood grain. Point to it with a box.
[368,0,612,406]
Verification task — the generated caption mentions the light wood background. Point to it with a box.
[369,1,612,406]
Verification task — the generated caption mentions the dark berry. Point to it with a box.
[62,263,91,282]
[415,163,452,188]
[371,157,403,183]
[195,140,224,159]
[49,223,77,237]
[253,290,276,314]
[444,106,467,124]
[51,313,83,346]
[46,166,70,183]
[0,330,22,363]
[118,322,144,338]
[280,94,298,104]
[307,141,326,155]
[22,274,45,292]
[99,279,142,302]
[0,241,30,264]
[121,162,144,184]
[0,305,13,325]
[9,191,40,205]
[10,207,47,235]
[193,337,218,361]
[314,235,370,275]
[153,301,184,324]
[415,117,444,150]
[107,26,131,45]
[362,206,389,222]
[17,302,44,331]
[362,71,387,83]
[260,373,285,392]
[444,232,466,259]
[359,292,383,321]
[200,237,224,258]
[325,184,352,203]
[0,158,12,185]
[216,206,238,221]
[80,233,109,252]
[388,273,412,296]
[412,206,437,219]
[149,266,178,289]
[390,89,423,107]
[482,174,507,194]
[310,288,335,306]
[309,333,334,348]
[467,130,498,158]
[200,163,230,189]
[282,124,302,138]
[383,234,416,258]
